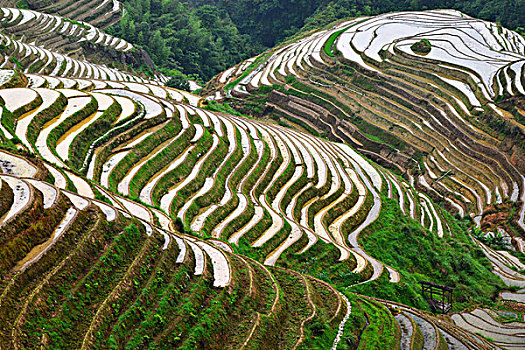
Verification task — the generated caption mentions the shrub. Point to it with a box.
[166,75,190,92]
[411,39,431,55]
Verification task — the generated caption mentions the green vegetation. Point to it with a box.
[323,19,366,57]
[109,0,260,81]
[1,4,523,347]
[324,27,347,57]
[0,106,17,139]
[166,74,191,91]
[204,100,244,117]
[69,100,122,170]
[351,198,503,310]
[112,0,523,81]
[1,0,524,347]
[15,0,29,9]
[356,298,400,349]
[412,317,424,350]
[471,226,506,249]
[107,119,184,193]
[47,97,98,162]
[411,39,431,55]
[63,18,89,29]
[22,224,146,348]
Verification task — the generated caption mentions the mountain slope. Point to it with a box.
[210,9,525,240]
[0,5,524,349]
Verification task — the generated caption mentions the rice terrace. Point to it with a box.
[0,0,523,348]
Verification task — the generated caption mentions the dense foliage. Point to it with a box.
[185,0,327,47]
[112,0,524,81]
[351,198,502,311]
[109,0,260,81]
[410,39,432,54]
[302,0,525,33]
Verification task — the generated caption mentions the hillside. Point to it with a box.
[1,0,123,29]
[94,0,525,82]
[0,3,524,349]
[0,67,509,350]
[0,0,165,82]
[204,9,525,346]
[186,0,524,47]
[209,9,525,237]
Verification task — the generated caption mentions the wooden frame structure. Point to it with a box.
[419,281,453,314]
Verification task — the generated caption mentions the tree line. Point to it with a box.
[111,0,525,83]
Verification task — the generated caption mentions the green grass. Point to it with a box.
[324,27,348,57]
[323,19,368,57]
[69,100,122,170]
[356,298,399,349]
[63,18,89,29]
[349,197,503,310]
[204,100,244,117]
[411,315,424,350]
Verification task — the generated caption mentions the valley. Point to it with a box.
[0,1,523,348]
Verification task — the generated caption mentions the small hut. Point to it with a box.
[419,281,453,314]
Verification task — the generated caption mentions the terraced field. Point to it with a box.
[204,10,525,347]
[0,0,123,29]
[0,5,524,349]
[0,149,355,348]
[452,308,525,349]
[0,65,520,348]
[0,144,505,349]
[0,3,167,84]
[214,10,525,240]
[0,7,133,54]
[0,82,482,348]
[0,68,465,284]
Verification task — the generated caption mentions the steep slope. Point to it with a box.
[3,0,124,29]
[210,9,525,245]
[0,4,165,83]
[0,80,507,349]
[0,69,468,286]
[0,148,356,349]
[0,7,133,54]
[0,66,507,308]
[0,6,523,349]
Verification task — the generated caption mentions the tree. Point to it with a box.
[166,75,190,91]
[149,30,168,61]
[112,0,524,81]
